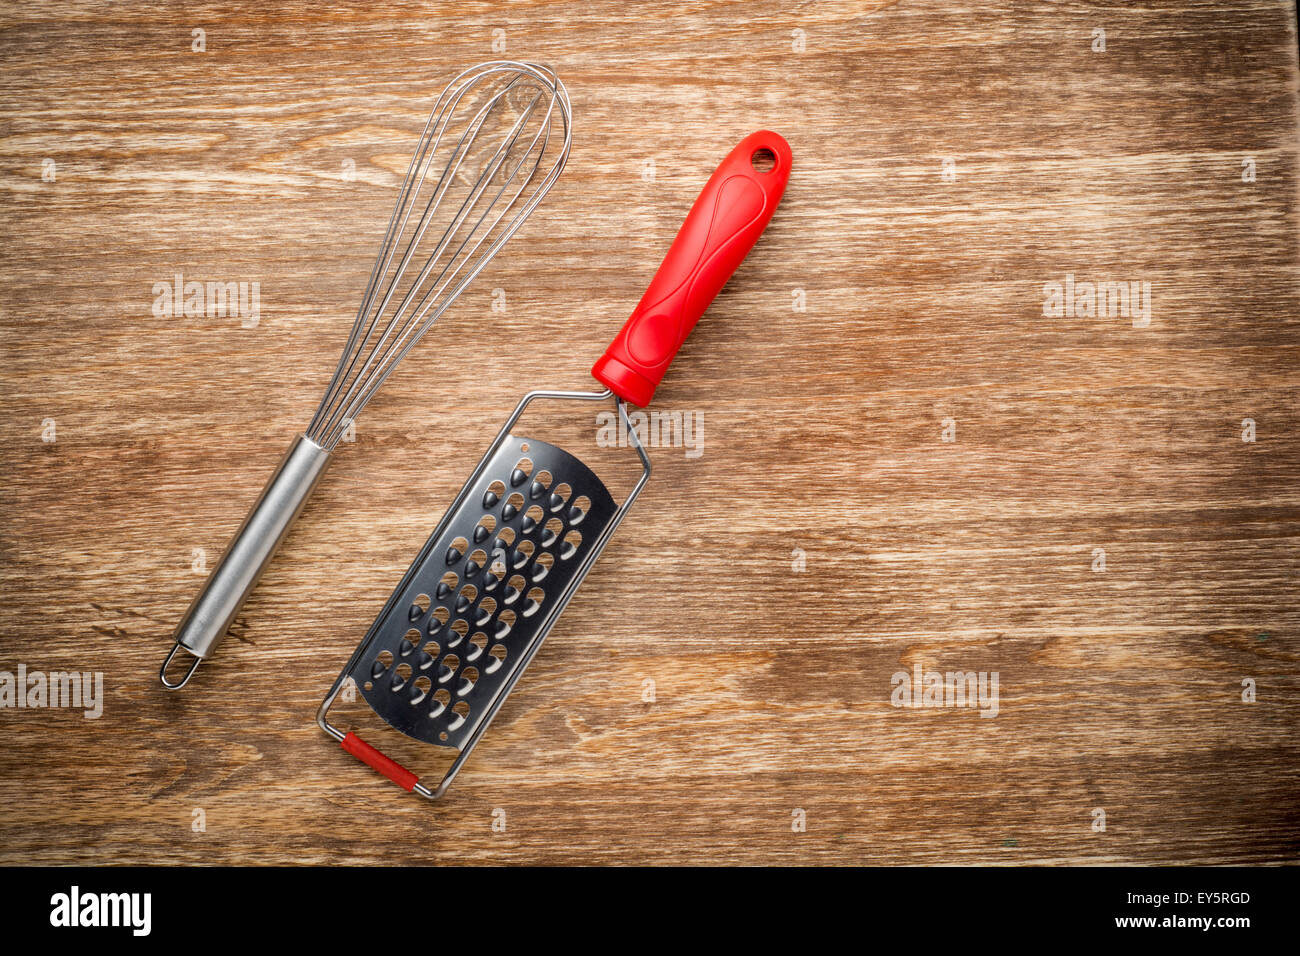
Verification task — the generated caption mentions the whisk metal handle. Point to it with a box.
[592,130,792,407]
[160,434,332,689]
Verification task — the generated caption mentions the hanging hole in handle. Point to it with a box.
[750,147,776,173]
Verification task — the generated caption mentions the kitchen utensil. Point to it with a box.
[160,61,571,689]
[318,130,791,798]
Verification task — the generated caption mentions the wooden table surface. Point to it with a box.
[1,1,1298,865]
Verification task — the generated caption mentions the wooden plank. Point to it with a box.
[0,0,1297,864]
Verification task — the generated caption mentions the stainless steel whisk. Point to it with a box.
[160,61,571,690]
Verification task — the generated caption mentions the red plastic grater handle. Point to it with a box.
[341,731,419,792]
[591,130,792,407]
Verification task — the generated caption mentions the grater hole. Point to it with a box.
[532,551,554,582]
[495,609,515,639]
[371,650,393,680]
[428,605,449,636]
[504,574,526,604]
[436,572,458,602]
[495,527,516,547]
[483,558,505,589]
[541,517,562,547]
[408,592,430,620]
[475,596,497,626]
[418,645,437,668]
[447,536,469,566]
[521,504,544,535]
[401,628,421,656]
[568,495,591,526]
[411,675,432,705]
[473,514,496,544]
[514,457,533,479]
[392,662,412,691]
[549,483,572,513]
[447,618,468,647]
[430,687,450,718]
[523,587,545,617]
[560,530,582,559]
[437,654,460,684]
[513,539,535,568]
[448,700,471,730]
[456,583,478,614]
[483,480,505,510]
[503,492,524,521]
[529,479,546,501]
[535,469,553,486]
[486,644,507,673]
[457,666,479,697]
[466,631,487,661]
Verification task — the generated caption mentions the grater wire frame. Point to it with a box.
[317,387,651,799]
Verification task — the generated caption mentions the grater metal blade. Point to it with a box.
[353,433,616,750]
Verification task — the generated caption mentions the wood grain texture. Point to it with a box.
[1,0,1298,865]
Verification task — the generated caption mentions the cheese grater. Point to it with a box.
[318,130,791,799]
